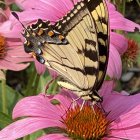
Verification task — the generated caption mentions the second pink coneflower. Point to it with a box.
[0,81,140,140]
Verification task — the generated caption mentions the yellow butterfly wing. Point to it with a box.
[23,0,109,102]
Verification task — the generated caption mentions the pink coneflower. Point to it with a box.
[0,6,46,74]
[13,0,140,79]
[0,81,140,140]
[0,7,32,71]
[123,39,139,66]
[0,7,46,74]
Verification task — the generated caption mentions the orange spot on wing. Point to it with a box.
[48,31,54,37]
[59,35,65,40]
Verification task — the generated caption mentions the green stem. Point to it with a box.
[136,0,140,7]
[51,81,59,94]
[26,68,41,96]
[32,74,40,95]
[122,0,126,16]
[1,80,7,114]
[26,69,37,96]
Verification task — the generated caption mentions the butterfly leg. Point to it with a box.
[71,97,81,108]
[89,101,97,114]
[99,102,106,114]
[45,78,56,93]
[80,100,86,111]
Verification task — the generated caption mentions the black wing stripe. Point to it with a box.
[43,44,82,86]
[93,1,109,90]
[84,39,98,62]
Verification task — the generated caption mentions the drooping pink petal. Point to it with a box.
[38,134,69,140]
[34,60,46,75]
[0,60,30,71]
[110,32,128,55]
[13,94,63,121]
[107,1,140,32]
[99,81,115,97]
[107,44,122,79]
[0,117,62,140]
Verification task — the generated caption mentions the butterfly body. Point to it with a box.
[23,0,109,102]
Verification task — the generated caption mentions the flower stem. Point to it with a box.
[26,69,37,96]
[26,68,41,96]
[1,79,7,114]
[32,74,40,95]
[136,0,140,7]
[51,80,59,94]
[122,0,126,16]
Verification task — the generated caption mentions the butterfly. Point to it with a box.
[21,0,109,103]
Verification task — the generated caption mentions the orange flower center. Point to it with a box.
[63,105,109,140]
[0,35,6,58]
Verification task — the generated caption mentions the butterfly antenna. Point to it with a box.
[12,12,30,34]
[80,100,86,111]
[99,102,106,114]
[12,12,25,28]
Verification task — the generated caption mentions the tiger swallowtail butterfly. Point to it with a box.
[22,0,109,102]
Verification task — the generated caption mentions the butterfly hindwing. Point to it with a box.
[87,0,109,90]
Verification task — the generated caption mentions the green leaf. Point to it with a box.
[10,3,21,11]
[0,82,22,114]
[0,112,12,129]
[127,33,140,43]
